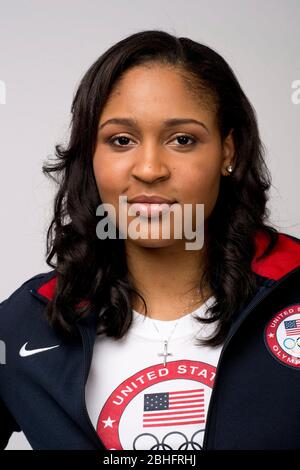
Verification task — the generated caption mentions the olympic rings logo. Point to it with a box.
[132,430,205,450]
[283,337,300,350]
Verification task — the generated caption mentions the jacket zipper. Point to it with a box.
[78,325,107,449]
[202,265,300,450]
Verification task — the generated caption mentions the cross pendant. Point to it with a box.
[158,340,173,367]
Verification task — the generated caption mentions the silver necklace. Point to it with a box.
[151,290,203,368]
[152,320,180,367]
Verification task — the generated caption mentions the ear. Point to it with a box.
[221,129,235,176]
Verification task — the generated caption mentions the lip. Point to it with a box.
[128,202,175,218]
[127,194,176,204]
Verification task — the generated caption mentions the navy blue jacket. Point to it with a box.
[1,230,300,450]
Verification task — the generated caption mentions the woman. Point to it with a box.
[1,29,300,451]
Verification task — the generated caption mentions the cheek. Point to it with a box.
[178,162,221,213]
[93,152,125,203]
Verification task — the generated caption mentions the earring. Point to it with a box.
[226,164,234,174]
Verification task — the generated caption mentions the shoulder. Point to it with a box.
[0,270,56,330]
[0,270,56,307]
[281,232,300,244]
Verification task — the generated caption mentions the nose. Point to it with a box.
[131,142,170,183]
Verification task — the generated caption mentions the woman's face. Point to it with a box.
[93,64,234,249]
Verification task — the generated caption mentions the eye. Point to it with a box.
[106,133,197,148]
[107,135,135,147]
[170,134,197,146]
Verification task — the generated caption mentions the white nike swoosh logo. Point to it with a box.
[19,341,60,357]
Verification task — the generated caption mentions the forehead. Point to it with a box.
[100,65,217,128]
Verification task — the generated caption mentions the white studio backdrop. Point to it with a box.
[0,0,299,450]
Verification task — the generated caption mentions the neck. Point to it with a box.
[125,239,212,321]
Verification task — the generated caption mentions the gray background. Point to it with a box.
[0,0,299,450]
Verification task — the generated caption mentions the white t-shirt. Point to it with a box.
[85,296,222,450]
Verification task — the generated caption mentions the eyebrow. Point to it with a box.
[98,117,210,134]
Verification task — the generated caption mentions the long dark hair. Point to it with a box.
[42,29,279,346]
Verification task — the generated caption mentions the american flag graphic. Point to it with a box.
[143,389,205,427]
[284,319,300,336]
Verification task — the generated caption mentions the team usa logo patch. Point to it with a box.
[265,304,300,369]
[96,360,216,450]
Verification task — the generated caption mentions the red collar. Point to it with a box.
[37,231,300,302]
[251,230,300,280]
